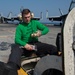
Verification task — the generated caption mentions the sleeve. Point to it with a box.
[36,21,49,35]
[15,26,27,46]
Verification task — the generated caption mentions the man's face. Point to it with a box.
[22,13,31,23]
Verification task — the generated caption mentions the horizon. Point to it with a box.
[0,0,72,22]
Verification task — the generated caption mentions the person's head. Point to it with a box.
[22,9,32,23]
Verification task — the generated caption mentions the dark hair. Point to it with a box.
[21,9,31,16]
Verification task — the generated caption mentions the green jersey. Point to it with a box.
[15,20,49,46]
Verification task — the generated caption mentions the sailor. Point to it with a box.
[0,9,58,75]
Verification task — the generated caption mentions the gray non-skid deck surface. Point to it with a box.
[0,24,16,44]
[0,24,17,62]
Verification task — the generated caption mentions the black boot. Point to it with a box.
[0,61,18,75]
[0,61,5,75]
[4,62,18,75]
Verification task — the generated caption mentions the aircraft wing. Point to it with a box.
[47,14,67,21]
[11,17,21,21]
[1,16,13,23]
[32,17,41,20]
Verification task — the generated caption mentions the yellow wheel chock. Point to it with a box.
[18,68,28,75]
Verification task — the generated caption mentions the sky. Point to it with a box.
[0,0,72,22]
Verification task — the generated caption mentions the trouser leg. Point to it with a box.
[8,44,23,67]
[35,42,58,56]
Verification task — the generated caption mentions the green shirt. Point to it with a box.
[15,20,49,46]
